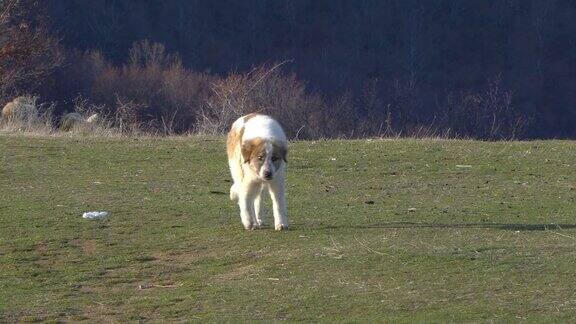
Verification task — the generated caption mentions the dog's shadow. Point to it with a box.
[311,222,576,232]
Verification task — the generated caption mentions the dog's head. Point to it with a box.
[242,137,287,181]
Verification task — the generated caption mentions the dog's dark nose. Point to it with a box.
[264,171,273,179]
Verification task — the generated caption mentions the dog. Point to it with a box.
[227,113,288,230]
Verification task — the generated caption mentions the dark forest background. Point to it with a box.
[1,0,575,139]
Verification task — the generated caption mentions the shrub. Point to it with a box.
[90,40,215,134]
[437,77,529,139]
[0,0,63,102]
[198,62,328,139]
[59,112,84,131]
[1,96,38,122]
[0,95,54,134]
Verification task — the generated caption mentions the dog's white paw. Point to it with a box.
[242,221,261,230]
[275,224,289,231]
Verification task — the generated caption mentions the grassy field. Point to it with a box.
[1,134,576,322]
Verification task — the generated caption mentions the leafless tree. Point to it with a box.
[0,0,63,102]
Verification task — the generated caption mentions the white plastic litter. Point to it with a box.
[82,211,109,219]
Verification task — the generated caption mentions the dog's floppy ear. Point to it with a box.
[274,143,287,163]
[241,142,252,163]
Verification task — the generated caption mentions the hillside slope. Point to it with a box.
[1,135,575,321]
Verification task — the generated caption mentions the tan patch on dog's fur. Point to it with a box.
[242,138,287,174]
[226,113,261,159]
[243,112,261,122]
[241,138,267,175]
[226,125,244,159]
[242,138,266,161]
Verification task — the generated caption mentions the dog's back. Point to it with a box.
[242,114,287,145]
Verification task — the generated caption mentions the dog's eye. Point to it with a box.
[272,156,279,161]
[257,155,264,161]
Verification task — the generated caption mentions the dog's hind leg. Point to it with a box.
[230,183,239,201]
[228,151,244,201]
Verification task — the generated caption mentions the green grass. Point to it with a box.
[1,134,576,322]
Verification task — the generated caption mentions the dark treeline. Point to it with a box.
[2,0,576,139]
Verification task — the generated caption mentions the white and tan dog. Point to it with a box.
[227,113,288,230]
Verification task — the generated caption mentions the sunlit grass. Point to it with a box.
[1,135,575,321]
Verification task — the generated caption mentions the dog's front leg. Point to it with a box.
[268,178,288,230]
[238,182,259,230]
[253,184,266,227]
